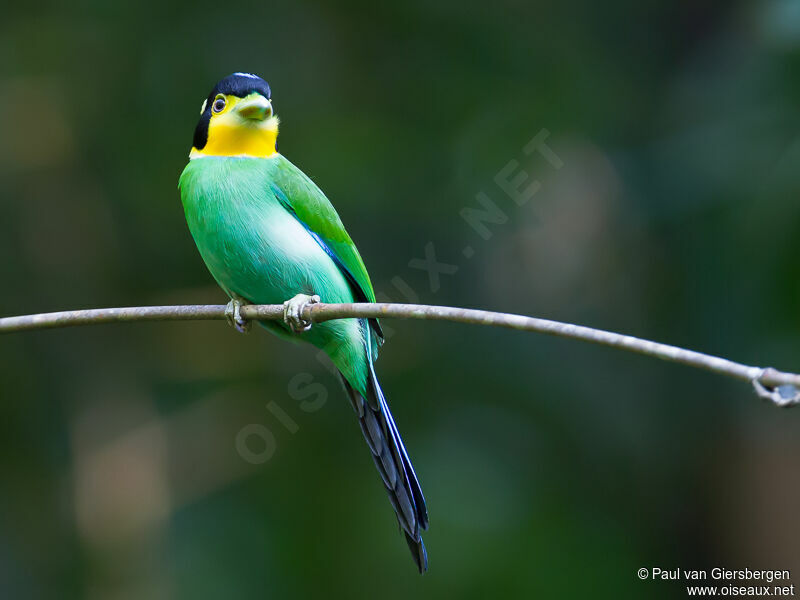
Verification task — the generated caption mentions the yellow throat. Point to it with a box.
[190,94,279,159]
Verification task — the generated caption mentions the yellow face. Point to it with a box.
[190,91,279,159]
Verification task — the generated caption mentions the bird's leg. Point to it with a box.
[225,296,251,334]
[283,293,321,332]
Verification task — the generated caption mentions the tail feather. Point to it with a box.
[372,368,428,532]
[340,366,429,573]
[404,531,428,573]
[357,406,398,489]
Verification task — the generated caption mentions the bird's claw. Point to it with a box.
[283,294,320,332]
[225,299,251,334]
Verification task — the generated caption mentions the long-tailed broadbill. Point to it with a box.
[179,73,429,572]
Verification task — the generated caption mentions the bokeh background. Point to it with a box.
[1,1,799,598]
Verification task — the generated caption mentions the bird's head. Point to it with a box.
[190,72,278,159]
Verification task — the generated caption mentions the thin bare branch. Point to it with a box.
[0,302,797,407]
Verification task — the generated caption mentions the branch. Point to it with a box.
[0,302,797,407]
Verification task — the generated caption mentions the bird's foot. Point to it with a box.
[225,298,251,334]
[283,294,320,332]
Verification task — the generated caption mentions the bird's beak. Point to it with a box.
[235,95,272,121]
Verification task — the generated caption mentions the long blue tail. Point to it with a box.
[339,359,429,572]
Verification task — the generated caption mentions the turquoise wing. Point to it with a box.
[270,155,383,338]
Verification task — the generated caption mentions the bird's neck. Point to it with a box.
[190,119,279,159]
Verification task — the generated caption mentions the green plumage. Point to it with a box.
[179,154,378,393]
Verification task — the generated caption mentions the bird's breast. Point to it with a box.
[179,157,352,305]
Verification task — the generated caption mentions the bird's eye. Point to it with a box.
[212,97,226,113]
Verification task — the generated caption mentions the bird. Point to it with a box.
[178,72,429,572]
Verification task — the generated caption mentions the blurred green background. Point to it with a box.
[1,1,799,598]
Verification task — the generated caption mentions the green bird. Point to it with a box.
[179,73,429,572]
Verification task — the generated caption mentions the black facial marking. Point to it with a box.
[192,73,272,150]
